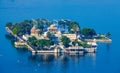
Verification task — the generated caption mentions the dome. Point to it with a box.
[50,24,55,29]
[31,26,36,32]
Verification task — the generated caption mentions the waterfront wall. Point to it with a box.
[85,48,96,53]
[85,39,112,42]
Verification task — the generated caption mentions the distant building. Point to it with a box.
[48,24,58,34]
[30,26,40,37]
[63,34,77,40]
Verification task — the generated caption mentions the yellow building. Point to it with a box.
[48,24,58,34]
[30,26,40,37]
[63,34,77,40]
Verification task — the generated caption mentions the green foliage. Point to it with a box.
[72,40,80,46]
[37,23,44,31]
[37,18,52,31]
[68,22,80,34]
[6,20,33,36]
[61,36,71,47]
[47,32,52,39]
[37,18,51,26]
[81,27,96,38]
[5,22,15,30]
[28,36,37,42]
[17,22,33,36]
[38,39,52,47]
[6,22,12,27]
[106,32,111,38]
[39,30,43,35]
[80,41,90,48]
[72,40,90,48]
[58,20,80,34]
[12,27,18,34]
[28,36,37,46]
[28,36,53,50]
[6,19,81,37]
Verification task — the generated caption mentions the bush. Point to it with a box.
[12,27,18,34]
[81,27,96,38]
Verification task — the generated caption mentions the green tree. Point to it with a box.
[80,41,90,48]
[28,36,37,42]
[5,22,12,28]
[72,40,78,46]
[37,23,44,31]
[10,21,32,36]
[81,27,96,38]
[28,36,37,47]
[36,39,52,49]
[47,32,52,39]
[72,40,90,48]
[37,39,44,49]
[61,36,71,47]
[106,32,111,38]
[43,39,52,47]
[39,30,43,35]
[68,22,80,34]
[12,27,18,34]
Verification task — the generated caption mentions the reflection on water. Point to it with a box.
[28,53,64,63]
[106,43,111,52]
[5,32,97,73]
[27,53,96,73]
[28,53,96,63]
[28,53,56,63]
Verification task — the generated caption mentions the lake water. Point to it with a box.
[0,0,120,73]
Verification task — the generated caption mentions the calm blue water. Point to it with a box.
[0,0,120,73]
